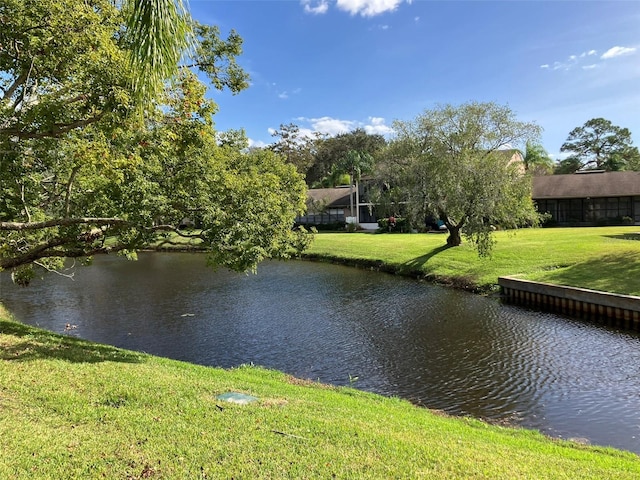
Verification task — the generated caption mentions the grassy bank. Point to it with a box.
[303,226,640,295]
[1,310,639,479]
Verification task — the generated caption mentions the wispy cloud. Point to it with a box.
[301,0,329,15]
[301,0,411,17]
[601,46,637,59]
[542,46,637,72]
[274,86,302,100]
[540,49,598,71]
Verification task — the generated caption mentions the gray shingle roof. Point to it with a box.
[532,171,640,199]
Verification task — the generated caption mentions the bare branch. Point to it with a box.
[34,260,76,280]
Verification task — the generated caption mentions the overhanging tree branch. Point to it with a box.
[0,218,129,231]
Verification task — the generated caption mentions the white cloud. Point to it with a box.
[582,64,599,70]
[248,138,267,149]
[278,92,289,99]
[540,64,550,69]
[301,0,329,15]
[291,116,394,137]
[303,116,356,135]
[364,117,394,135]
[601,46,637,59]
[302,0,411,17]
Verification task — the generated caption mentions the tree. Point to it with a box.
[0,0,308,284]
[559,118,640,172]
[336,150,375,224]
[307,128,386,187]
[268,123,326,177]
[380,102,541,255]
[523,141,553,176]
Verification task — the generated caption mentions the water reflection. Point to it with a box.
[2,252,640,454]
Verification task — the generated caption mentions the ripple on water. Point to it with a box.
[2,255,640,453]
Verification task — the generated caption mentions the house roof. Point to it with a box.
[307,186,352,209]
[533,171,640,199]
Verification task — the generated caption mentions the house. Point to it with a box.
[533,170,640,225]
[296,184,379,230]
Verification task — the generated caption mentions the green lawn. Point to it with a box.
[1,310,639,479]
[303,226,640,295]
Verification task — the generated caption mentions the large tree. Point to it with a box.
[0,0,308,284]
[558,118,640,173]
[268,123,326,178]
[380,102,541,255]
[307,128,386,187]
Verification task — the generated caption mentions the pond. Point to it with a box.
[2,252,640,454]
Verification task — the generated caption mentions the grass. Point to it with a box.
[303,226,640,295]
[1,308,639,479]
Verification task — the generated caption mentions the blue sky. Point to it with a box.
[189,0,640,159]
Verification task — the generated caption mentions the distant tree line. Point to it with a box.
[265,117,639,184]
[267,107,638,256]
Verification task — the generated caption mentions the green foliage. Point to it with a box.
[307,128,386,186]
[559,118,640,172]
[523,141,553,175]
[336,150,375,181]
[377,216,410,233]
[124,0,192,107]
[268,123,325,176]
[0,0,309,281]
[380,102,542,256]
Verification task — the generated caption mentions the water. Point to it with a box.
[2,252,640,454]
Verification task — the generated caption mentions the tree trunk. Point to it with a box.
[446,226,462,246]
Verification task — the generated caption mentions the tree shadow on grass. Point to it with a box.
[537,253,640,295]
[604,233,640,242]
[0,319,145,364]
[401,244,451,272]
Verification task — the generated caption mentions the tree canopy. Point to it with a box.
[522,141,553,176]
[557,118,640,173]
[308,128,386,187]
[0,0,308,285]
[268,123,325,178]
[379,102,541,255]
